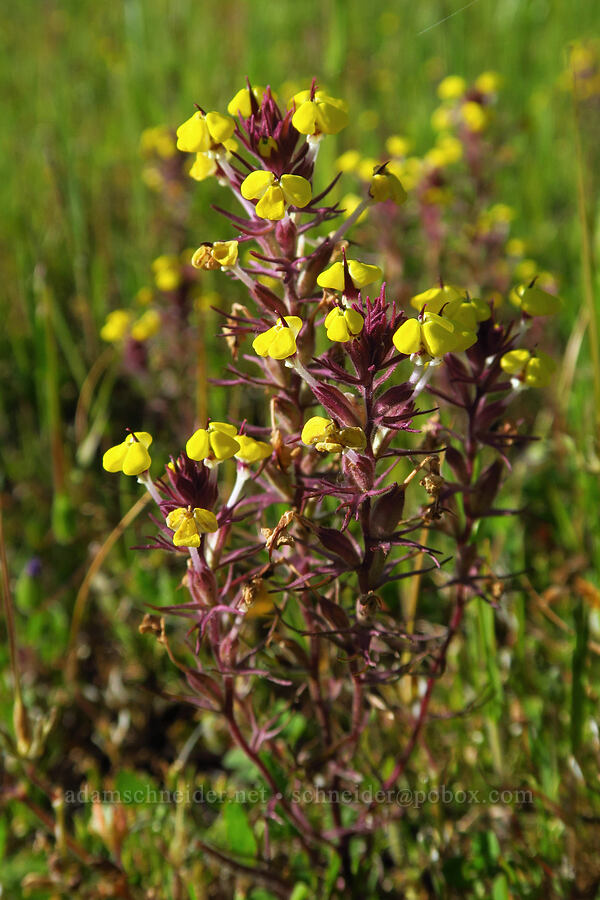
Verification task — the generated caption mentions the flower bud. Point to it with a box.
[343,452,375,491]
[371,484,406,537]
[272,396,303,432]
[311,383,362,427]
[314,525,361,567]
[297,240,334,298]
[275,216,297,256]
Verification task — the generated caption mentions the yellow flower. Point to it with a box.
[102,432,152,476]
[389,156,423,191]
[475,71,502,95]
[434,134,463,165]
[369,171,407,204]
[241,171,312,220]
[444,297,491,331]
[235,435,272,463]
[131,309,161,341]
[189,154,217,181]
[252,316,302,360]
[135,287,154,306]
[291,90,349,136]
[385,135,411,157]
[176,110,235,153]
[500,349,556,387]
[166,506,218,547]
[101,310,132,342]
[357,157,380,181]
[461,101,489,132]
[410,284,465,314]
[257,137,278,158]
[227,85,267,117]
[324,306,364,342]
[431,105,453,132]
[317,260,382,292]
[186,422,240,463]
[509,282,561,316]
[514,259,538,282]
[341,193,368,223]
[335,149,361,172]
[152,255,181,292]
[488,203,515,224]
[506,238,526,258]
[393,311,476,359]
[140,125,176,159]
[213,241,239,267]
[437,75,466,100]
[301,416,366,453]
[191,241,239,270]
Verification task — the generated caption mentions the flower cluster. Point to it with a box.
[101,78,558,896]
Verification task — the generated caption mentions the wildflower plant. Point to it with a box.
[101,79,559,896]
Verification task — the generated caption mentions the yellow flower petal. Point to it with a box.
[344,308,364,336]
[500,349,531,375]
[314,99,348,134]
[227,85,266,117]
[166,507,187,531]
[189,153,217,181]
[102,442,128,472]
[461,101,488,132]
[335,150,361,172]
[386,135,411,157]
[509,284,561,316]
[438,75,466,100]
[369,173,407,204]
[292,92,348,135]
[209,430,240,461]
[204,111,235,144]
[173,516,202,548]
[241,170,275,200]
[444,299,477,331]
[192,508,219,533]
[448,326,477,352]
[475,71,501,94]
[291,103,318,135]
[131,310,161,341]
[524,352,555,387]
[176,112,210,153]
[268,326,297,358]
[235,435,272,463]
[317,260,382,291]
[122,442,151,476]
[252,326,278,357]
[127,432,153,449]
[186,428,211,460]
[302,416,332,445]
[326,312,351,342]
[258,136,278,158]
[255,185,286,220]
[279,174,312,209]
[283,316,303,336]
[338,427,367,450]
[101,310,132,342]
[393,319,422,355]
[252,317,302,359]
[410,284,464,313]
[209,421,239,437]
[212,241,239,267]
[324,307,363,343]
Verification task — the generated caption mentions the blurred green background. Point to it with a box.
[1,0,599,896]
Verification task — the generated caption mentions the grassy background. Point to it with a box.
[1,0,599,896]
